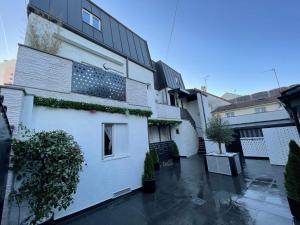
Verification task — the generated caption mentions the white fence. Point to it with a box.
[263,126,300,165]
[240,137,268,158]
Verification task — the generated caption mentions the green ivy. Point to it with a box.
[148,119,181,127]
[10,127,84,225]
[34,96,152,117]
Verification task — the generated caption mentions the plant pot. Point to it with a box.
[173,156,180,163]
[288,197,300,220]
[154,163,160,171]
[143,179,156,193]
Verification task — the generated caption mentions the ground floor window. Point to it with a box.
[103,123,128,159]
[104,124,113,157]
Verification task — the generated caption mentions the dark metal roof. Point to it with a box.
[154,61,185,90]
[212,96,280,113]
[28,0,153,71]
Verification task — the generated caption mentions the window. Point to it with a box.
[103,124,113,157]
[255,107,266,113]
[226,112,235,117]
[102,123,128,159]
[82,9,101,31]
[239,128,263,138]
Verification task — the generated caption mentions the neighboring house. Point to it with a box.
[0,60,16,85]
[0,0,213,224]
[221,92,241,101]
[212,87,300,165]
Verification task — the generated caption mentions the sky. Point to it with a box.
[0,0,300,96]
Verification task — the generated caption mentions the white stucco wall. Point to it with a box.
[172,120,198,157]
[156,103,181,120]
[204,140,226,154]
[26,106,149,219]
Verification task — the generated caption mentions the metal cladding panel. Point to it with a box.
[67,0,82,30]
[29,0,153,70]
[100,11,114,48]
[133,34,145,65]
[82,22,93,37]
[110,18,123,53]
[127,31,138,61]
[49,0,68,21]
[139,39,151,67]
[119,25,131,56]
[30,0,50,12]
[156,61,185,90]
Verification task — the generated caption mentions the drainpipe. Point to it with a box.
[200,93,208,129]
[158,126,161,142]
[126,57,129,78]
[169,125,172,141]
[292,109,300,137]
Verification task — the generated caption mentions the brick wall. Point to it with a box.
[14,46,72,93]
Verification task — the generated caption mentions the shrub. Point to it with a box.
[285,140,300,202]
[171,142,180,158]
[150,149,159,164]
[10,127,84,225]
[143,152,155,181]
[205,115,234,154]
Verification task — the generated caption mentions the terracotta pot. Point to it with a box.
[288,197,300,220]
[143,179,156,193]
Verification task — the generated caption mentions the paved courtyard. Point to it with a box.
[57,155,297,225]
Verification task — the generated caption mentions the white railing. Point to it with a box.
[224,110,290,126]
[156,103,181,119]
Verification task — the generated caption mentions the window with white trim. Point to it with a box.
[226,112,235,117]
[102,123,128,159]
[255,107,266,113]
[82,9,101,31]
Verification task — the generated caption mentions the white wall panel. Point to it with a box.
[263,126,300,165]
[240,137,268,158]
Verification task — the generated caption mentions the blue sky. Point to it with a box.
[0,0,299,96]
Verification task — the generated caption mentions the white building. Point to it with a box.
[0,0,212,224]
[212,87,300,166]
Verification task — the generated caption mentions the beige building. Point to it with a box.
[0,60,16,85]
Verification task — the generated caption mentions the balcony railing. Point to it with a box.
[225,110,290,126]
[156,103,181,119]
[72,62,126,101]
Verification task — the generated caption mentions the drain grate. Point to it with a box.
[191,197,206,206]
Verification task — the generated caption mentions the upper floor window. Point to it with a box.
[226,112,235,117]
[82,9,101,31]
[255,107,266,113]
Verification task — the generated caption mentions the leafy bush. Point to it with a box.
[150,149,159,164]
[285,140,300,201]
[143,152,155,181]
[205,115,234,154]
[10,127,84,224]
[171,142,180,158]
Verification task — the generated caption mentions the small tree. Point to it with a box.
[205,115,233,154]
[285,140,300,202]
[10,127,84,225]
[150,149,159,165]
[143,152,155,181]
[171,142,180,158]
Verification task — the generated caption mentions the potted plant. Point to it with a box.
[150,149,160,171]
[142,152,155,193]
[285,140,300,220]
[171,142,180,163]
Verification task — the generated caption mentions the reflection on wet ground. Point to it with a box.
[58,155,298,225]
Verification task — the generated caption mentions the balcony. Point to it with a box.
[156,103,181,120]
[225,110,291,128]
[14,45,148,108]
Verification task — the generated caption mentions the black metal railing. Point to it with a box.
[71,62,126,101]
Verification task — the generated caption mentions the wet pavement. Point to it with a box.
[57,155,298,225]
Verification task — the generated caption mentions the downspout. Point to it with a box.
[200,93,207,129]
[169,125,172,140]
[292,109,300,137]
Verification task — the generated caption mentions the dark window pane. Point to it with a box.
[104,124,113,156]
[93,16,100,30]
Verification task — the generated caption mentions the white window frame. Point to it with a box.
[82,8,101,31]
